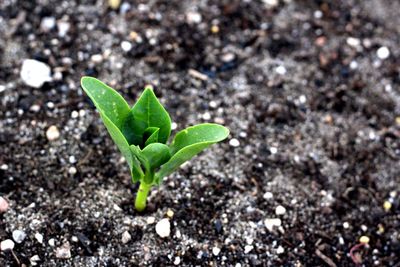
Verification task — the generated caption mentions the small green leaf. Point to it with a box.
[81,77,130,129]
[144,127,160,147]
[129,86,171,146]
[155,123,229,182]
[142,143,171,170]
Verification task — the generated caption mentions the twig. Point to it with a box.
[315,249,337,267]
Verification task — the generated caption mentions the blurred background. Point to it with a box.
[0,0,399,266]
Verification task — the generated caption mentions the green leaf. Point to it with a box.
[81,77,130,129]
[141,143,171,170]
[129,86,171,146]
[144,127,160,147]
[155,123,229,183]
[81,77,143,182]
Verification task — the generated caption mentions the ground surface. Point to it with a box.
[0,0,400,266]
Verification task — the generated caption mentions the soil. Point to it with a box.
[1,0,400,266]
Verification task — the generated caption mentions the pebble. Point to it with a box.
[186,12,202,24]
[244,245,253,254]
[121,41,132,52]
[0,197,9,213]
[108,0,121,9]
[383,201,392,211]
[40,17,56,31]
[121,231,131,244]
[0,164,8,170]
[46,126,60,141]
[48,238,55,247]
[275,65,287,75]
[212,246,221,256]
[275,205,286,215]
[221,53,235,63]
[155,218,171,238]
[12,230,26,244]
[30,104,41,112]
[346,37,360,47]
[1,239,15,251]
[343,222,350,229]
[211,25,219,34]
[147,216,156,224]
[68,166,77,175]
[20,59,52,88]
[263,192,273,200]
[69,155,77,164]
[276,245,285,254]
[55,242,71,259]
[30,255,40,266]
[35,233,43,244]
[359,236,370,244]
[90,54,103,63]
[263,0,279,7]
[229,138,240,147]
[57,21,70,37]
[174,256,181,265]
[270,147,278,154]
[166,209,174,218]
[264,218,282,231]
[377,46,390,60]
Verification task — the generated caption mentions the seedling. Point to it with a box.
[81,77,229,212]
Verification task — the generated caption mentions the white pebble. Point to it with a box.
[346,37,360,47]
[121,231,131,244]
[40,17,56,31]
[46,126,60,141]
[30,255,40,265]
[12,230,26,244]
[20,59,52,88]
[30,104,41,112]
[275,205,286,215]
[186,12,202,24]
[264,218,282,231]
[276,245,285,254]
[0,197,9,213]
[212,246,221,256]
[244,245,253,254]
[1,239,15,251]
[55,242,71,259]
[350,61,358,69]
[263,192,273,200]
[57,21,70,37]
[343,222,350,229]
[299,95,307,104]
[229,138,240,147]
[35,233,43,244]
[121,41,132,52]
[263,0,278,7]
[314,10,323,19]
[91,54,103,63]
[270,147,278,154]
[155,218,170,238]
[68,155,77,164]
[275,65,287,75]
[68,166,77,175]
[48,238,55,247]
[0,164,8,170]
[147,216,156,224]
[174,256,181,265]
[202,112,211,120]
[377,46,390,60]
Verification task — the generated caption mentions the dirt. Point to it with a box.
[0,0,399,266]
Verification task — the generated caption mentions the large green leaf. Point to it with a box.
[129,87,171,146]
[81,77,143,181]
[155,123,229,183]
[81,77,130,129]
[141,143,171,170]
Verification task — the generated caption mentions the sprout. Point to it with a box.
[81,77,229,211]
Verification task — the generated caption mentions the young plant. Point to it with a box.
[80,77,229,212]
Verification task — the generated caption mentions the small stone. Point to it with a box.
[35,233,43,244]
[121,231,131,244]
[55,242,71,259]
[275,205,286,215]
[30,104,41,112]
[270,147,278,154]
[48,238,55,247]
[244,245,253,254]
[108,0,121,9]
[263,0,278,7]
[147,216,156,224]
[383,201,392,211]
[377,46,390,60]
[212,246,221,256]
[174,256,181,265]
[155,218,170,238]
[20,59,52,88]
[30,255,40,265]
[121,41,132,52]
[211,25,219,34]
[68,155,77,164]
[0,164,8,170]
[221,53,235,63]
[1,239,15,251]
[186,12,202,24]
[166,209,174,218]
[91,54,103,63]
[264,218,282,231]
[275,65,287,75]
[0,197,9,213]
[359,236,370,244]
[12,230,26,244]
[343,222,350,229]
[46,126,60,141]
[314,10,323,19]
[57,21,70,37]
[68,166,77,175]
[263,192,273,200]
[40,17,56,31]
[276,245,285,254]
[346,37,360,47]
[229,138,240,147]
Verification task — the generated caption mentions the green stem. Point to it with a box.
[135,182,152,212]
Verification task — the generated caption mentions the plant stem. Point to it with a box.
[135,182,152,212]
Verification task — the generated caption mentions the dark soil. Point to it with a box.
[1,0,400,266]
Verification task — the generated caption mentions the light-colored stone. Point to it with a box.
[35,233,43,244]
[264,218,282,231]
[212,246,221,256]
[0,197,9,213]
[155,218,170,238]
[275,205,286,215]
[20,59,52,88]
[377,46,390,60]
[46,125,60,141]
[121,231,131,244]
[1,239,15,251]
[12,230,26,243]
[55,242,71,259]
